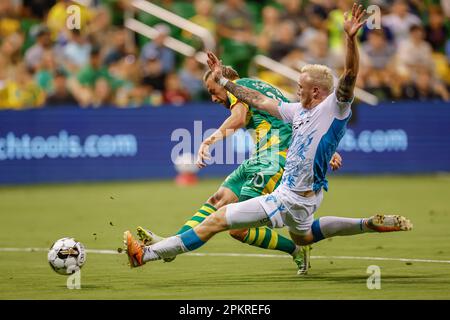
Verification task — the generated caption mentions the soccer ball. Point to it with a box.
[47,237,86,275]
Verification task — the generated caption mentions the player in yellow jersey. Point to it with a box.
[136,66,342,274]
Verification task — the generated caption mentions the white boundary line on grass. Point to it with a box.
[1,247,450,265]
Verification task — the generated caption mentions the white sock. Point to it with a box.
[318,216,372,238]
[143,236,188,262]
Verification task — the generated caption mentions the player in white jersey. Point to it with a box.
[123,3,412,273]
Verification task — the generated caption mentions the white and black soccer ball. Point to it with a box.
[47,237,86,275]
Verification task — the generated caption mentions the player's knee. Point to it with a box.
[228,229,248,242]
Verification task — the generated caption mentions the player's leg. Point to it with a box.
[308,214,413,244]
[124,196,273,266]
[287,214,413,248]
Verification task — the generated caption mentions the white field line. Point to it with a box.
[1,247,450,265]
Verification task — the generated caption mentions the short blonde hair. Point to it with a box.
[300,64,334,94]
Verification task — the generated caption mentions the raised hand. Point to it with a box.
[343,3,367,39]
[206,51,224,83]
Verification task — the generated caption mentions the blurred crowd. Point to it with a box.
[0,0,449,110]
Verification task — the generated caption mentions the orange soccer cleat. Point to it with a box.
[123,231,145,268]
[366,214,413,232]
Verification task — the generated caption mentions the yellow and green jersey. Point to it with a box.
[226,78,292,157]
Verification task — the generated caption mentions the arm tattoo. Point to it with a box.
[337,35,359,103]
[224,81,267,108]
[336,73,356,102]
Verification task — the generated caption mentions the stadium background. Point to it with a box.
[0,0,450,300]
[1,0,449,183]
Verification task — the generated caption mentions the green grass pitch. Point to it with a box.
[1,175,450,299]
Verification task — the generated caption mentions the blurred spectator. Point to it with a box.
[104,28,135,66]
[302,30,342,69]
[124,84,153,108]
[0,0,21,37]
[310,0,335,13]
[141,49,167,92]
[190,0,215,33]
[215,0,255,76]
[361,29,396,70]
[35,50,57,93]
[425,6,450,54]
[296,5,328,50]
[401,66,450,101]
[25,24,52,71]
[45,69,78,106]
[63,29,92,71]
[442,0,450,17]
[163,73,191,105]
[327,0,353,53]
[111,55,141,107]
[22,0,56,19]
[91,77,114,108]
[183,0,216,49]
[72,46,116,106]
[179,56,205,101]
[396,25,434,79]
[76,46,113,88]
[0,63,45,109]
[267,21,299,62]
[278,0,307,35]
[0,56,10,109]
[86,5,112,38]
[363,68,394,101]
[215,0,253,44]
[141,23,175,73]
[1,32,24,65]
[108,54,140,88]
[383,0,422,44]
[257,6,281,54]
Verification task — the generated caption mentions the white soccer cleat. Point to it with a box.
[366,214,413,232]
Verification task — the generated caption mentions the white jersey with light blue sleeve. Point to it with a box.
[277,91,352,192]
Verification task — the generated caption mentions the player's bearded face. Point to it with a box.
[206,78,230,108]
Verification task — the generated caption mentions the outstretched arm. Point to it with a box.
[336,3,366,104]
[206,51,282,119]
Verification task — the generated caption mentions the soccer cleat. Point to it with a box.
[293,245,311,275]
[136,226,163,245]
[136,226,175,263]
[123,231,145,268]
[366,214,413,232]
